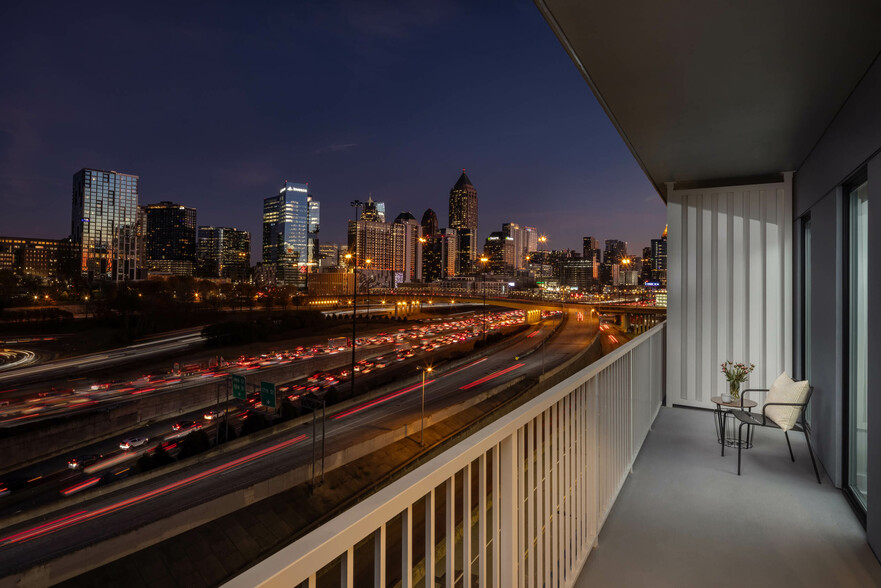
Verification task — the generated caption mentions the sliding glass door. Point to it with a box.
[848,180,868,511]
[804,218,812,427]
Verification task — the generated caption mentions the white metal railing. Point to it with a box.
[226,322,666,588]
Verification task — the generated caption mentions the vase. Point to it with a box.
[729,381,740,401]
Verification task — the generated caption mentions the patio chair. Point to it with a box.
[726,373,821,484]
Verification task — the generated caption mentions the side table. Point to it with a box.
[711,396,757,454]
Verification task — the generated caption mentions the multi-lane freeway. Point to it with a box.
[0,307,606,578]
[0,309,527,509]
[0,328,206,390]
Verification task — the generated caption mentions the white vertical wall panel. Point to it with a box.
[667,177,792,408]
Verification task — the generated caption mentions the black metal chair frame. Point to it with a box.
[722,387,821,484]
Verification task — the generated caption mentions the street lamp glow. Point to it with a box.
[419,365,433,446]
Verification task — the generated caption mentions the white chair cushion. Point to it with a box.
[764,372,810,431]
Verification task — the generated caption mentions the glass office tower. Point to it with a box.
[71,168,140,281]
[263,181,318,287]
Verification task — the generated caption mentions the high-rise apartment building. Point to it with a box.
[448,171,478,271]
[421,208,439,238]
[502,222,539,270]
[71,168,140,281]
[263,181,318,287]
[144,201,197,276]
[196,226,251,282]
[392,213,422,284]
[524,226,539,257]
[347,219,393,271]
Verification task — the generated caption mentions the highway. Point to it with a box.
[0,310,526,510]
[0,328,206,389]
[0,308,602,577]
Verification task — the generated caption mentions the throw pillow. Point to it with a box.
[764,372,810,430]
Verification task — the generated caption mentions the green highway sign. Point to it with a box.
[260,381,277,409]
[232,374,247,400]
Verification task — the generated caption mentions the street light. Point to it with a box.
[364,258,372,320]
[345,252,356,396]
[418,365,433,445]
[479,256,489,342]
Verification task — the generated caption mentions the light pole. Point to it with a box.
[418,365,433,445]
[479,256,489,342]
[364,258,372,320]
[538,235,548,304]
[345,252,356,397]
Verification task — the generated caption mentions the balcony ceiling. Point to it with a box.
[536,0,881,199]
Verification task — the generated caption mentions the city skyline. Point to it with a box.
[0,3,665,261]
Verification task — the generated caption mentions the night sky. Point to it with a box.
[0,1,666,260]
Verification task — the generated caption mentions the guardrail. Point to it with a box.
[227,321,666,587]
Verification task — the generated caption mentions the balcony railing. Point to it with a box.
[227,321,666,588]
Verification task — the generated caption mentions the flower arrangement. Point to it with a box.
[721,361,755,400]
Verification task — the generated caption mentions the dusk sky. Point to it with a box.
[0,1,666,260]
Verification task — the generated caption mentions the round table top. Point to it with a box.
[711,396,757,408]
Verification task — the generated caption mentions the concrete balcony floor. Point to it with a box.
[575,406,881,588]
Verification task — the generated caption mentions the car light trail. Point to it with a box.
[130,387,155,395]
[1,434,307,546]
[526,330,540,338]
[331,357,488,420]
[460,363,525,390]
[333,381,435,420]
[60,477,101,496]
[0,511,89,544]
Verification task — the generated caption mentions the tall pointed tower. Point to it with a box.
[448,170,478,273]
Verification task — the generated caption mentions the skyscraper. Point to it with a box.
[423,229,458,282]
[361,197,386,223]
[641,246,653,283]
[421,209,438,239]
[196,226,251,282]
[602,239,627,285]
[71,168,140,281]
[562,259,595,291]
[392,213,422,284]
[347,219,393,271]
[263,181,318,287]
[448,170,478,271]
[484,231,514,273]
[502,222,538,270]
[308,198,320,270]
[144,201,197,276]
[583,237,599,259]
[651,225,668,286]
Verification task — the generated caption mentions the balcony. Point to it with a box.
[574,407,881,587]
